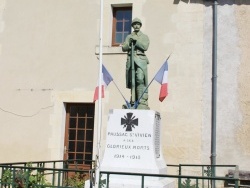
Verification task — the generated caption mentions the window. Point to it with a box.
[112,7,132,46]
[64,103,95,170]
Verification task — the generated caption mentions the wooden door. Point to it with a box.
[64,103,95,170]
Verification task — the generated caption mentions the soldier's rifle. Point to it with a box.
[130,39,136,108]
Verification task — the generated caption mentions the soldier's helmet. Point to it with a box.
[131,18,142,26]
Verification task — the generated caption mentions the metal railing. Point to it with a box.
[100,170,239,188]
[0,160,95,188]
[0,160,240,188]
[168,164,239,188]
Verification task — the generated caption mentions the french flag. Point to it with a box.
[154,60,168,102]
[93,65,113,102]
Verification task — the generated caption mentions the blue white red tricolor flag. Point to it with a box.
[93,65,113,102]
[154,60,168,102]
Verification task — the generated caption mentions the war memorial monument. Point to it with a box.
[100,18,175,188]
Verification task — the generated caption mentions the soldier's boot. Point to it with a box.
[136,68,149,109]
[136,84,149,109]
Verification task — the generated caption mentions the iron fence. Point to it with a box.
[0,160,240,188]
[0,160,95,188]
[167,164,239,188]
[100,170,239,188]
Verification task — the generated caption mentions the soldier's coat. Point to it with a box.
[122,31,150,89]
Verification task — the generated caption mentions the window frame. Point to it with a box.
[112,6,132,46]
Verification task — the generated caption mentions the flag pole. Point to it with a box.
[134,78,154,109]
[95,0,103,187]
[134,54,172,108]
[112,81,131,108]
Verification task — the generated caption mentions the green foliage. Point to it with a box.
[2,168,12,186]
[64,173,106,188]
[1,163,51,188]
[64,173,86,188]
[181,179,198,188]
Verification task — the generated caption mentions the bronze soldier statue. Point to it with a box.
[122,18,150,109]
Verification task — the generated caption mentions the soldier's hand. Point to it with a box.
[129,38,136,45]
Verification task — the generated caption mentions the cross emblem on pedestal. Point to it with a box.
[121,112,138,131]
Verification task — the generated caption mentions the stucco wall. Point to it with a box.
[235,5,250,167]
[0,0,249,178]
[0,0,100,162]
[203,0,250,173]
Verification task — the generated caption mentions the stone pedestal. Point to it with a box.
[100,109,175,188]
